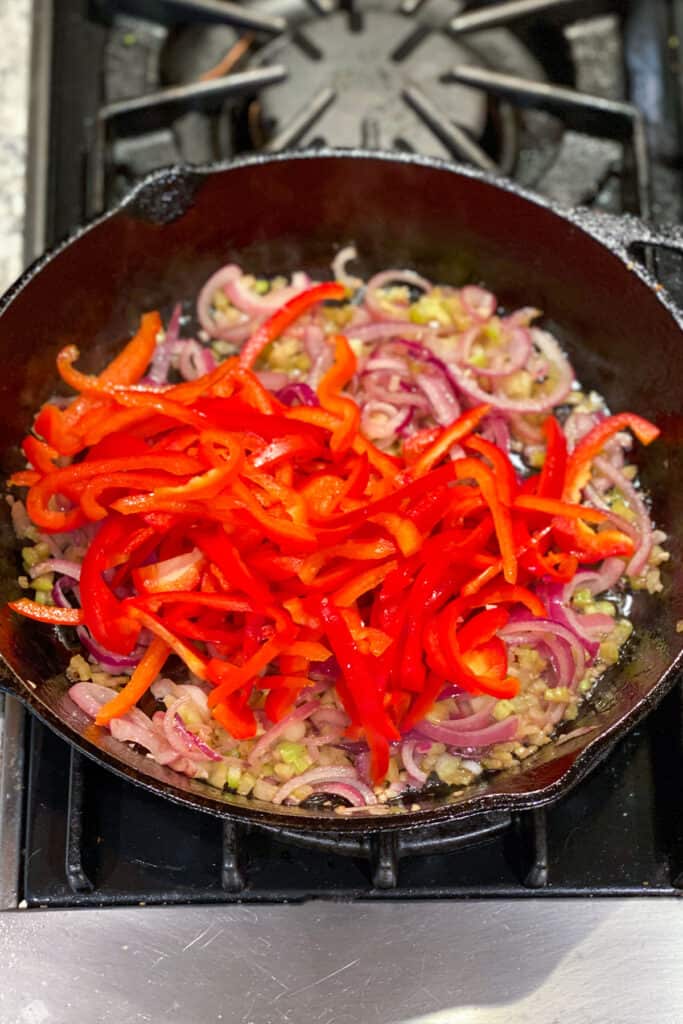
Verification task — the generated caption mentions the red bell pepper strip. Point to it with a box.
[464,434,517,506]
[239,282,347,369]
[564,412,660,501]
[212,694,257,739]
[537,416,567,499]
[9,598,84,626]
[79,516,142,655]
[412,405,490,477]
[513,495,608,523]
[94,637,169,726]
[454,457,517,585]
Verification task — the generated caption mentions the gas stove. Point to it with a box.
[3,1,683,1019]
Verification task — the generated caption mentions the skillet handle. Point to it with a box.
[569,207,683,258]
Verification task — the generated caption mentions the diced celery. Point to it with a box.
[32,573,54,592]
[207,762,229,791]
[492,700,514,721]
[277,741,311,775]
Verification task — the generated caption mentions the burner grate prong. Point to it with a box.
[65,749,95,894]
[88,66,288,215]
[447,65,651,217]
[156,0,286,35]
[264,86,336,150]
[402,82,499,172]
[449,0,578,35]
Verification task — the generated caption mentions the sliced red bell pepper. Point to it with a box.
[9,598,84,626]
[79,516,142,655]
[564,412,660,501]
[239,282,347,369]
[537,415,567,499]
[412,405,490,477]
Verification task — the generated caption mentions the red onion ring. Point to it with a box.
[196,264,253,342]
[414,716,518,748]
[365,269,432,320]
[248,700,320,765]
[500,618,586,686]
[311,780,377,806]
[592,456,653,578]
[30,559,81,581]
[331,246,363,290]
[400,739,429,783]
[460,285,497,322]
[272,765,362,805]
[225,272,310,317]
[449,328,573,414]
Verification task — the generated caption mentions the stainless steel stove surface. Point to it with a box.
[3,1,683,1021]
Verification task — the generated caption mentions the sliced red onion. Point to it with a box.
[110,708,178,765]
[360,400,412,442]
[331,245,363,290]
[458,324,532,378]
[162,697,222,762]
[196,264,253,342]
[563,410,600,451]
[256,369,290,391]
[311,706,349,730]
[272,765,361,805]
[178,339,216,381]
[401,739,428,783]
[414,716,519,748]
[460,285,497,322]
[311,780,377,806]
[365,269,432,320]
[415,373,461,426]
[448,703,496,732]
[76,626,142,672]
[360,371,429,409]
[593,456,653,578]
[501,618,586,686]
[52,575,79,609]
[349,322,435,344]
[148,303,181,384]
[248,700,320,765]
[303,325,332,387]
[172,712,222,762]
[69,681,120,717]
[225,273,310,317]
[450,328,573,414]
[480,414,510,451]
[29,559,81,581]
[151,678,210,716]
[277,381,319,407]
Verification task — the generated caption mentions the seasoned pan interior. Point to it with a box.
[1,152,682,831]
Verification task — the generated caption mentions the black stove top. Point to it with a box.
[18,0,683,906]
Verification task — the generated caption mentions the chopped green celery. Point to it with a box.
[593,600,616,617]
[409,296,451,327]
[277,741,311,775]
[543,686,572,703]
[468,349,489,369]
[32,574,54,592]
[253,279,270,294]
[236,771,256,797]
[483,319,501,341]
[579,675,593,693]
[493,699,514,721]
[207,762,229,790]
[599,639,620,665]
[21,546,40,568]
[571,588,594,608]
[226,764,242,791]
[34,591,50,605]
[178,704,204,728]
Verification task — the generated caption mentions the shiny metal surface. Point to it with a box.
[0,900,681,1023]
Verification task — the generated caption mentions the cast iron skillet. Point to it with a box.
[1,149,683,834]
